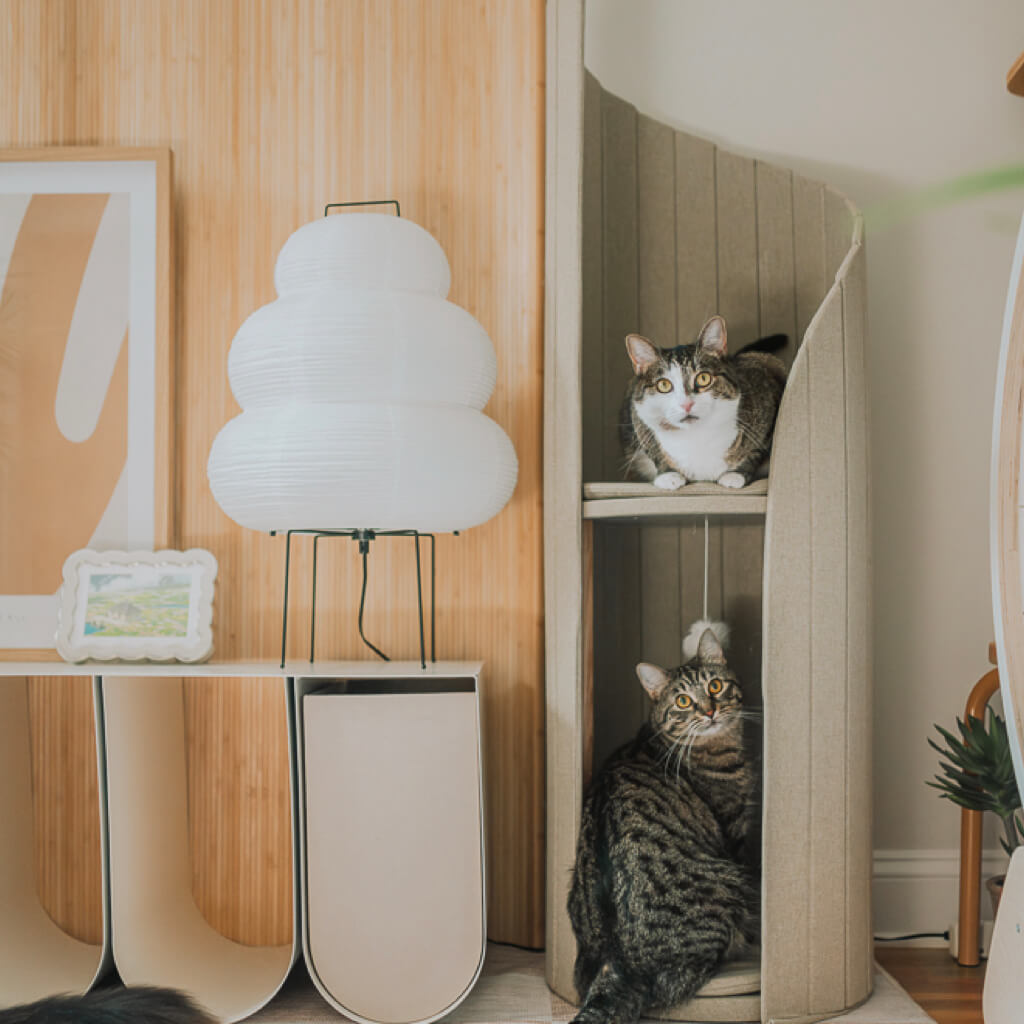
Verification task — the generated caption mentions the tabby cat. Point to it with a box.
[0,987,213,1023]
[567,628,759,1024]
[620,316,787,489]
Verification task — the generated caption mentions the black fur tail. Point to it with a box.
[571,963,646,1024]
[0,986,214,1024]
[736,332,787,355]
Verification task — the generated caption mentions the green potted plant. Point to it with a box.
[929,707,1024,912]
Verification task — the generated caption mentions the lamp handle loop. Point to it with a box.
[323,199,401,218]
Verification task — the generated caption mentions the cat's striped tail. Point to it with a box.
[571,963,646,1024]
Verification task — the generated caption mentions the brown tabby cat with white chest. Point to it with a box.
[620,316,787,489]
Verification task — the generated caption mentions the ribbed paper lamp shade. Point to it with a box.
[208,213,517,533]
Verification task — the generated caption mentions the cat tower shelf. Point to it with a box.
[583,481,770,519]
[544,5,871,1024]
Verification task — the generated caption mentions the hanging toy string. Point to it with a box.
[702,515,710,621]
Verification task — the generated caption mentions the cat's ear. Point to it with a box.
[636,662,671,699]
[697,316,728,355]
[697,628,726,665]
[625,334,660,374]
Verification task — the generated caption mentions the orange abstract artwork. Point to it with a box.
[0,151,171,650]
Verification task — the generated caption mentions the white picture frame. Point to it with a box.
[55,549,216,663]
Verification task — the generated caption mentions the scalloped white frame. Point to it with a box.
[55,549,217,663]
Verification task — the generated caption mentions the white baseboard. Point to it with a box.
[873,848,1008,942]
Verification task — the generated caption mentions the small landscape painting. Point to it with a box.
[56,548,217,663]
[83,568,193,638]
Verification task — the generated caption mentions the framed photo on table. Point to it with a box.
[56,549,216,664]
[0,147,173,656]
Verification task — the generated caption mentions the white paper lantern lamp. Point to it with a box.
[207,203,518,666]
[208,208,518,535]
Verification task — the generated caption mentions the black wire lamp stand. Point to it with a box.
[270,528,455,671]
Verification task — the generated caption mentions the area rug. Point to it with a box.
[251,942,936,1023]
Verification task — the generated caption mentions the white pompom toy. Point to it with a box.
[682,619,730,662]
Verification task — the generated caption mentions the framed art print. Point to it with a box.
[0,147,173,653]
[56,549,216,663]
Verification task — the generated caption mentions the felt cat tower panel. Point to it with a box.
[0,677,109,1008]
[543,4,871,1022]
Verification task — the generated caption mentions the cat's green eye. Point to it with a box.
[676,694,693,709]
[707,679,723,695]
[694,371,713,390]
[655,378,673,393]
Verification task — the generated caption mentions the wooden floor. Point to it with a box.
[875,947,984,1024]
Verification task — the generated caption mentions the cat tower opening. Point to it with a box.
[543,6,872,1023]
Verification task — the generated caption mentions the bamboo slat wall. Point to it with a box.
[0,0,545,950]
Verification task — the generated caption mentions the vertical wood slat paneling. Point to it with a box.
[592,86,643,771]
[582,519,595,788]
[636,112,680,673]
[28,677,103,946]
[719,519,765,708]
[806,289,849,1010]
[674,132,717,343]
[600,89,638,480]
[842,244,874,1004]
[640,526,681,668]
[762,359,813,1018]
[755,163,798,368]
[581,72,604,484]
[673,131,724,703]
[183,677,292,946]
[792,176,827,343]
[715,150,759,351]
[3,0,546,950]
[2,679,39,906]
[715,149,765,699]
[637,114,676,346]
[593,525,645,770]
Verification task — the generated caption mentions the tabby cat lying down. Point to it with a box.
[621,316,787,489]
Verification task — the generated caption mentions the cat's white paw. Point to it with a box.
[717,472,746,489]
[654,472,686,490]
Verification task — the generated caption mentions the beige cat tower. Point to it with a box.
[544,5,872,1024]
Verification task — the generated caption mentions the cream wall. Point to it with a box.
[586,0,1024,936]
